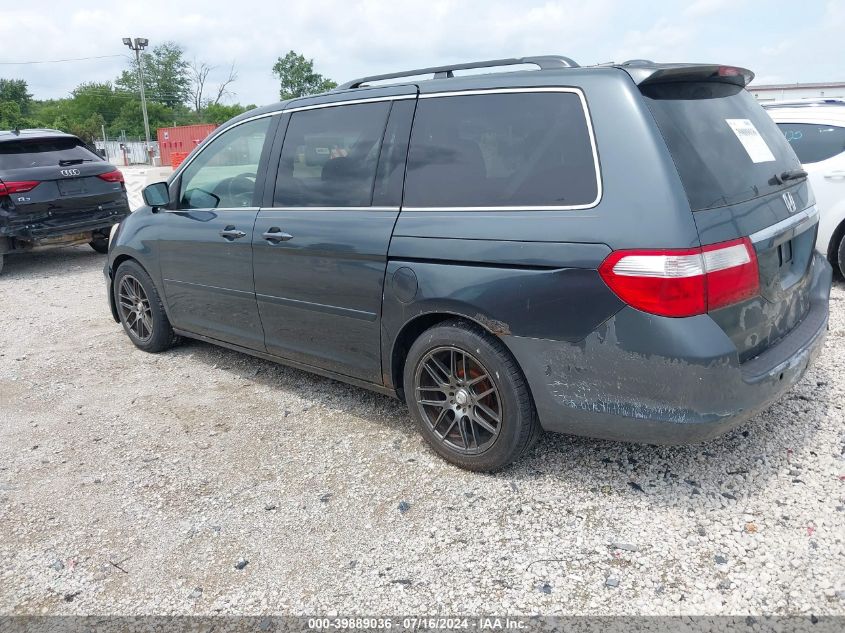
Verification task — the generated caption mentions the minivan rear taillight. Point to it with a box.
[598,237,759,317]
[97,170,125,183]
[0,180,40,196]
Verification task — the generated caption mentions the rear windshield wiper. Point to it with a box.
[58,158,95,166]
[779,169,808,182]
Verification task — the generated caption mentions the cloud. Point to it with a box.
[684,0,739,17]
[0,0,839,106]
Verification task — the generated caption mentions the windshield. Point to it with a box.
[641,82,801,211]
[0,138,101,169]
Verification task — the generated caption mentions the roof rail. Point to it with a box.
[337,55,579,90]
[762,98,845,108]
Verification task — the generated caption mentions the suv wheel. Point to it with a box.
[89,237,109,254]
[114,260,179,353]
[403,319,539,472]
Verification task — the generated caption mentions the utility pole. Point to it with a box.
[122,37,151,163]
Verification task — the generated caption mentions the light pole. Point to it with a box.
[122,37,151,162]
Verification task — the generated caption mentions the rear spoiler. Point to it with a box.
[621,63,754,88]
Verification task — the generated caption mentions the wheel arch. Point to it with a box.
[826,215,845,277]
[389,310,522,400]
[108,254,156,323]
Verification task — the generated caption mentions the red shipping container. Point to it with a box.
[157,123,217,167]
[170,152,190,169]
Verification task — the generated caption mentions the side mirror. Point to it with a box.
[142,182,170,209]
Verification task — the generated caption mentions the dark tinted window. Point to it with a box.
[404,91,598,208]
[642,82,802,211]
[274,102,390,207]
[776,122,845,164]
[0,137,100,169]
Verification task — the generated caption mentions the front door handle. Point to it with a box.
[219,226,247,240]
[262,227,294,243]
[823,170,845,180]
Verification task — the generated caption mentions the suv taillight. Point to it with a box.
[97,169,125,183]
[598,237,759,317]
[0,181,40,196]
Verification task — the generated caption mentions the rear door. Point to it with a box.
[0,136,127,238]
[774,118,845,256]
[641,80,819,360]
[252,95,415,382]
[156,115,276,350]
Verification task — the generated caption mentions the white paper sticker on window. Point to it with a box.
[726,119,776,163]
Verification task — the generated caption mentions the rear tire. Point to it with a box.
[89,237,109,254]
[403,319,538,472]
[0,254,4,275]
[113,260,179,353]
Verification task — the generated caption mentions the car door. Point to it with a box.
[252,95,416,382]
[157,114,278,350]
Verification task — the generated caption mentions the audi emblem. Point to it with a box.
[60,168,81,177]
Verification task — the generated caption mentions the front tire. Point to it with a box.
[403,319,538,472]
[113,260,178,353]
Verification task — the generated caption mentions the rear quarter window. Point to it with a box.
[403,90,599,208]
[0,138,100,169]
[776,122,845,164]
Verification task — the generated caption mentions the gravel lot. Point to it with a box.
[0,244,843,617]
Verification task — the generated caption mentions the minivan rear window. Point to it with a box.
[641,82,802,211]
[0,138,100,170]
[404,91,599,208]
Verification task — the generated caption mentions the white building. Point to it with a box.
[749,81,845,103]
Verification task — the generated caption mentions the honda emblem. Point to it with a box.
[782,191,797,213]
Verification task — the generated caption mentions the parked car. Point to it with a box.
[764,100,845,276]
[0,129,130,274]
[105,57,831,471]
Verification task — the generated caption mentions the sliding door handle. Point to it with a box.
[262,227,294,243]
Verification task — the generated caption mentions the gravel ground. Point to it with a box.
[0,246,843,617]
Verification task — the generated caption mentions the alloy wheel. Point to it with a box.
[117,275,154,342]
[414,346,502,455]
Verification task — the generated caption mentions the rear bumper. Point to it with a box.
[506,252,832,444]
[1,212,128,243]
[0,193,130,243]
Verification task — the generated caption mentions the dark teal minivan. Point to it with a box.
[105,57,831,471]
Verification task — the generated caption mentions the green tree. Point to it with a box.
[70,113,106,145]
[272,51,336,100]
[110,100,179,138]
[66,82,128,127]
[0,101,25,130]
[117,42,191,108]
[0,78,32,115]
[201,102,252,124]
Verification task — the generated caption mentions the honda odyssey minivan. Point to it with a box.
[104,56,831,471]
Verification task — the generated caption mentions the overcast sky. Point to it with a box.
[1,0,842,105]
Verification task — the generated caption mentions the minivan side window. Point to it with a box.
[403,91,599,208]
[274,102,391,207]
[179,117,271,209]
[777,123,845,164]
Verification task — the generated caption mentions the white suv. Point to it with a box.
[766,99,845,276]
